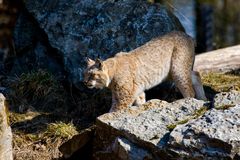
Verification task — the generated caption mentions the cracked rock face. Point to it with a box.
[168,104,240,159]
[14,0,183,85]
[213,90,240,108]
[94,98,206,159]
[94,91,240,159]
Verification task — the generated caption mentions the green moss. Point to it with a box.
[167,106,208,131]
[167,118,190,131]
[201,72,240,92]
[166,124,177,131]
[193,106,208,118]
[215,104,235,110]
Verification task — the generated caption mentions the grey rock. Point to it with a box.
[59,126,95,159]
[111,137,152,160]
[12,11,64,77]
[94,92,240,159]
[213,90,240,108]
[0,94,13,160]
[15,0,183,85]
[94,136,152,160]
[168,104,240,159]
[94,98,206,159]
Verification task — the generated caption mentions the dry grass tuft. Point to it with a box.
[201,72,240,92]
[7,70,69,113]
[45,122,79,139]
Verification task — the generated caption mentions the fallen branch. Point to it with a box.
[194,45,240,73]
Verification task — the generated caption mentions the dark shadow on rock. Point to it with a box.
[158,132,171,147]
[12,8,66,78]
[146,82,219,104]
[203,85,218,102]
[58,126,95,160]
[146,82,187,102]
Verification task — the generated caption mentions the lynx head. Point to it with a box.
[83,58,110,89]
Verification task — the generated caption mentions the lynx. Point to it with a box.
[84,31,206,112]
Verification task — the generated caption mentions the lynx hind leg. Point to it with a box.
[133,92,146,106]
[171,48,195,98]
[172,70,195,98]
[191,71,207,100]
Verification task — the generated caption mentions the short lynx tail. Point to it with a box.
[191,71,207,101]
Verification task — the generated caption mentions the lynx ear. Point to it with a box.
[96,58,103,70]
[86,57,95,67]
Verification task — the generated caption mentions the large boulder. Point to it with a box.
[93,91,240,159]
[94,98,206,159]
[168,104,240,159]
[13,0,184,86]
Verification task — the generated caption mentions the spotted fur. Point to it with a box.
[84,31,206,112]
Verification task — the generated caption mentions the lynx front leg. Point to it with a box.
[133,92,146,106]
[109,91,135,112]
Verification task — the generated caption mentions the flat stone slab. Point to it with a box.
[168,104,240,159]
[93,91,240,159]
[95,98,206,158]
[213,90,240,109]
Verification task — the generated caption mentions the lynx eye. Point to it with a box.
[89,74,98,80]
[93,74,99,79]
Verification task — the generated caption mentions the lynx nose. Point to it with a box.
[83,81,88,85]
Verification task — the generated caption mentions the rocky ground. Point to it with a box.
[0,0,240,159]
[1,71,238,160]
[94,90,240,159]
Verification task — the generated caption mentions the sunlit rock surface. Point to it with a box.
[94,91,240,159]
[0,94,13,160]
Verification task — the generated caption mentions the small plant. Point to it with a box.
[8,70,68,113]
[215,104,235,110]
[45,122,79,139]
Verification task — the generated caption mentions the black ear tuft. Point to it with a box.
[85,57,95,67]
[96,58,103,69]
